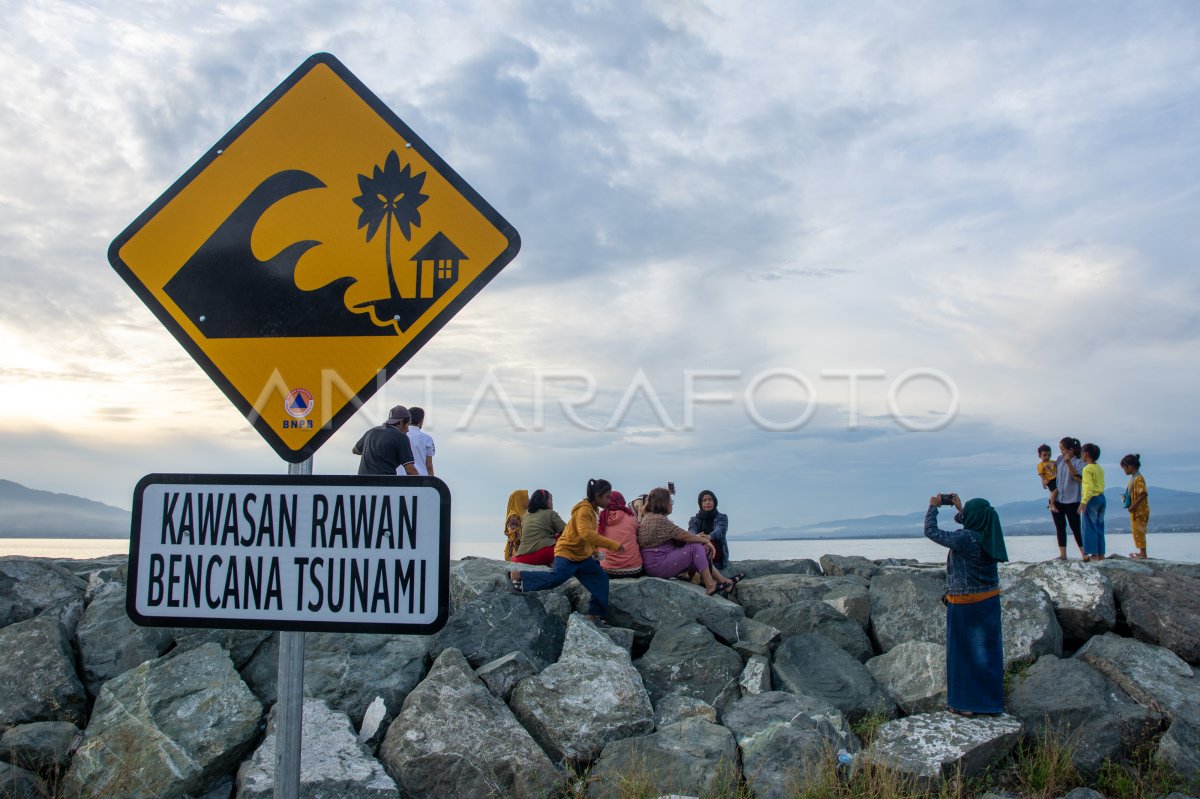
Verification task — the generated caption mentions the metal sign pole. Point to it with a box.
[274,457,311,799]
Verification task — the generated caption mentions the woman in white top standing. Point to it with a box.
[1052,437,1085,560]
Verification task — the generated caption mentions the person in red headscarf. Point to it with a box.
[598,491,644,577]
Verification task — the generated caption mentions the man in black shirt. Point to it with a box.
[352,405,419,475]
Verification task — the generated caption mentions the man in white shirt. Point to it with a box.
[405,406,436,476]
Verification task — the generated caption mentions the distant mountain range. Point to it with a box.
[4,478,1197,542]
[0,479,129,538]
[737,486,1200,540]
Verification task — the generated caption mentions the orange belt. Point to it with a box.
[944,588,1001,605]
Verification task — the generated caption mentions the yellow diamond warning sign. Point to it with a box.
[110,53,520,462]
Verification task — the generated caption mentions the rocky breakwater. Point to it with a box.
[1,552,1199,798]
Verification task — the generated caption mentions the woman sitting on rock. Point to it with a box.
[687,489,730,571]
[637,487,743,596]
[599,491,643,578]
[509,479,624,625]
[511,489,565,566]
[502,489,528,561]
[924,492,1008,717]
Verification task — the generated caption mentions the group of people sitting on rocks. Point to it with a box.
[504,479,744,626]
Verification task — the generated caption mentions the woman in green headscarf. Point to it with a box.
[925,493,1008,716]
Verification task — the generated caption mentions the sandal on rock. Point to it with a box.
[726,573,746,587]
[947,707,975,718]
[586,615,611,628]
[508,573,523,594]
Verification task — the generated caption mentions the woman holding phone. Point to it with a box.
[925,492,1008,717]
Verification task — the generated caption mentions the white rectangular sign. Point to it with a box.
[126,474,450,634]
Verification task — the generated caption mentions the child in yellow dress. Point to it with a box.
[1036,444,1058,511]
[1121,454,1150,559]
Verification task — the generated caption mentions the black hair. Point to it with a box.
[409,406,425,426]
[1037,444,1052,456]
[1059,437,1082,457]
[586,478,612,506]
[1081,442,1101,461]
[527,489,551,513]
[1120,453,1141,470]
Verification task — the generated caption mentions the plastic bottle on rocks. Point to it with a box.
[836,749,855,781]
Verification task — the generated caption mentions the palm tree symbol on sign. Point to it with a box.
[352,150,446,331]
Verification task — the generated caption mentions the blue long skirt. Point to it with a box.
[1082,493,1107,557]
[946,594,1005,714]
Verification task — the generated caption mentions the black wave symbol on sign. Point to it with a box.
[163,170,395,338]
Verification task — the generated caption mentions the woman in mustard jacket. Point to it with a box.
[509,478,623,623]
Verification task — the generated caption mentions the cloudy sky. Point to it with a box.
[2,1,1198,542]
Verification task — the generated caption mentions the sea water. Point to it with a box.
[4,531,1198,563]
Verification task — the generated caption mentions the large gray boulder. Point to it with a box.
[1157,717,1200,790]
[1006,654,1165,778]
[378,648,565,799]
[720,691,857,799]
[653,694,718,729]
[0,762,49,799]
[771,632,896,722]
[1073,633,1199,718]
[0,720,79,773]
[866,641,947,715]
[300,632,429,728]
[62,642,262,799]
[1073,632,1200,784]
[451,556,573,622]
[476,651,539,702]
[739,654,772,696]
[726,615,782,658]
[585,717,738,799]
[172,627,272,669]
[74,586,174,695]
[868,569,946,653]
[448,556,517,611]
[236,697,398,798]
[730,558,822,580]
[735,574,850,618]
[1160,560,1200,580]
[1019,561,1116,642]
[634,621,743,711]
[241,631,429,728]
[754,599,875,662]
[820,554,883,579]
[822,582,872,629]
[430,591,565,669]
[1108,571,1200,664]
[0,615,86,728]
[0,556,88,633]
[863,712,1023,783]
[999,578,1063,667]
[606,576,746,648]
[511,614,654,765]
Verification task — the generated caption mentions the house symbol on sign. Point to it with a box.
[412,231,468,299]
